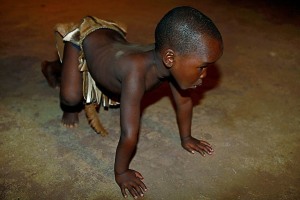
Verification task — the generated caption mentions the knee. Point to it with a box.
[60,90,82,107]
[60,91,83,113]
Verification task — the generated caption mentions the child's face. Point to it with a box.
[170,38,222,89]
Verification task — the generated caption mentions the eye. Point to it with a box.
[197,66,207,73]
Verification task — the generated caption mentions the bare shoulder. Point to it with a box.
[116,53,148,82]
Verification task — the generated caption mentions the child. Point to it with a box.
[42,6,223,199]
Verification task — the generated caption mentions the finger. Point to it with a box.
[138,180,147,192]
[121,186,128,198]
[199,140,212,147]
[197,144,213,155]
[133,171,147,193]
[189,149,195,154]
[204,144,214,153]
[192,145,205,156]
[134,171,144,180]
[202,143,213,152]
[195,148,206,156]
[184,146,195,154]
[205,145,214,152]
[200,146,212,154]
[129,187,139,199]
[133,184,145,197]
[198,141,213,152]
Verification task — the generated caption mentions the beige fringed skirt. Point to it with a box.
[54,16,126,107]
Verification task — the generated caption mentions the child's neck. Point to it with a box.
[152,50,170,79]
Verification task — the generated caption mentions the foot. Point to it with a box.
[61,112,79,128]
[41,60,61,89]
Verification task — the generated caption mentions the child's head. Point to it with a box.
[155,6,223,89]
[155,6,222,55]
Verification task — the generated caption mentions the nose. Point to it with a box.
[200,68,207,79]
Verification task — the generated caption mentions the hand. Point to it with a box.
[181,136,214,156]
[115,169,147,199]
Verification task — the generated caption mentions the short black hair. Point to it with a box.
[155,6,222,54]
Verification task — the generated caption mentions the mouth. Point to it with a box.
[191,79,202,88]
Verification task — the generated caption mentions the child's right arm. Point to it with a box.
[114,68,147,199]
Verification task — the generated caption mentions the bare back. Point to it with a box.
[82,29,162,99]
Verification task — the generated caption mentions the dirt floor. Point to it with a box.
[0,0,299,199]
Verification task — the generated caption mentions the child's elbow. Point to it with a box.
[120,130,139,145]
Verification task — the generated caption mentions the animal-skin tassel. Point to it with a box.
[84,103,108,136]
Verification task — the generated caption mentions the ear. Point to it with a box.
[162,49,175,68]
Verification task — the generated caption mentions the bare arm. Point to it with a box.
[169,81,214,156]
[169,81,193,140]
[114,68,147,198]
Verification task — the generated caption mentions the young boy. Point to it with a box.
[42,6,223,199]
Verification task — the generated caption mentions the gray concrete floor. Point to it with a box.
[0,0,299,199]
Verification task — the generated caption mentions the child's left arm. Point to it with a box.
[169,82,214,156]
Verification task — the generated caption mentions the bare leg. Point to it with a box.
[41,59,62,89]
[60,42,83,128]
